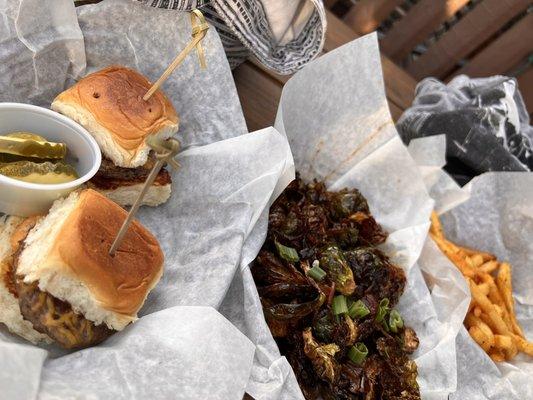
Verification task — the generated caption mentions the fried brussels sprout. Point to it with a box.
[320,246,356,296]
[251,176,420,399]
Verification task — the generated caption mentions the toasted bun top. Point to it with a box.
[52,189,164,316]
[54,66,178,152]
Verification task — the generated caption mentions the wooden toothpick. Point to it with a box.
[143,9,209,101]
[109,137,181,256]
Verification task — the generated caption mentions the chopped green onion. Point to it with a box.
[275,241,299,263]
[389,310,404,333]
[348,342,368,365]
[307,260,327,281]
[375,298,390,323]
[332,295,348,315]
[348,300,370,319]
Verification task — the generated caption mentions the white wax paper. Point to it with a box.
[407,135,533,399]
[0,0,85,105]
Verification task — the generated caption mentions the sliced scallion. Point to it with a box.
[307,261,327,281]
[375,298,390,323]
[332,295,348,315]
[348,299,370,319]
[348,342,368,365]
[389,310,404,333]
[275,241,300,263]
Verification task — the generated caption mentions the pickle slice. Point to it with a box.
[0,161,78,184]
[0,132,67,160]
[6,132,47,141]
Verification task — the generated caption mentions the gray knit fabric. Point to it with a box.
[138,0,326,74]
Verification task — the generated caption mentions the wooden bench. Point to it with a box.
[329,0,533,114]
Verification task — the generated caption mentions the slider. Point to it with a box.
[0,189,163,348]
[52,66,179,207]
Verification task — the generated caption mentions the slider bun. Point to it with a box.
[17,189,164,331]
[52,66,179,168]
[89,182,171,207]
[0,216,51,344]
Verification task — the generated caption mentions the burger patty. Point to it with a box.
[15,279,114,349]
[3,216,41,298]
[10,221,114,349]
[90,157,171,190]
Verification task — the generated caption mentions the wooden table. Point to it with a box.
[233,10,417,133]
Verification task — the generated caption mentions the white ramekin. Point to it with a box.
[0,103,101,216]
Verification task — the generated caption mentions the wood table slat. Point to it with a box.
[380,0,471,62]
[343,0,403,35]
[233,62,283,132]
[406,0,531,80]
[453,12,533,78]
[516,67,533,118]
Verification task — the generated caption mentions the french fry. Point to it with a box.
[493,304,504,317]
[478,260,499,274]
[465,314,494,345]
[505,337,518,360]
[429,213,528,362]
[470,254,485,268]
[513,334,533,356]
[456,244,496,262]
[469,280,509,335]
[433,238,476,277]
[496,263,525,338]
[469,325,493,352]
[493,334,512,350]
[430,212,444,239]
[477,273,514,330]
[489,349,506,363]
[477,282,490,296]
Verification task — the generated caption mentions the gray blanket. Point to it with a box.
[398,75,533,185]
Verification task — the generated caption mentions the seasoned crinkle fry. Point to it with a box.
[430,211,532,363]
[479,260,499,274]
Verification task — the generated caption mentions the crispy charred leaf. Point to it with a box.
[262,292,326,321]
[327,189,370,221]
[363,355,382,400]
[402,327,420,354]
[264,314,290,338]
[328,223,359,249]
[313,309,335,343]
[302,328,340,383]
[302,203,329,247]
[257,283,316,301]
[320,246,356,296]
[345,247,406,306]
[332,315,358,348]
[349,212,387,245]
[252,250,307,286]
[313,310,358,350]
[269,207,303,241]
[376,336,421,399]
[284,331,322,399]
[322,362,365,399]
